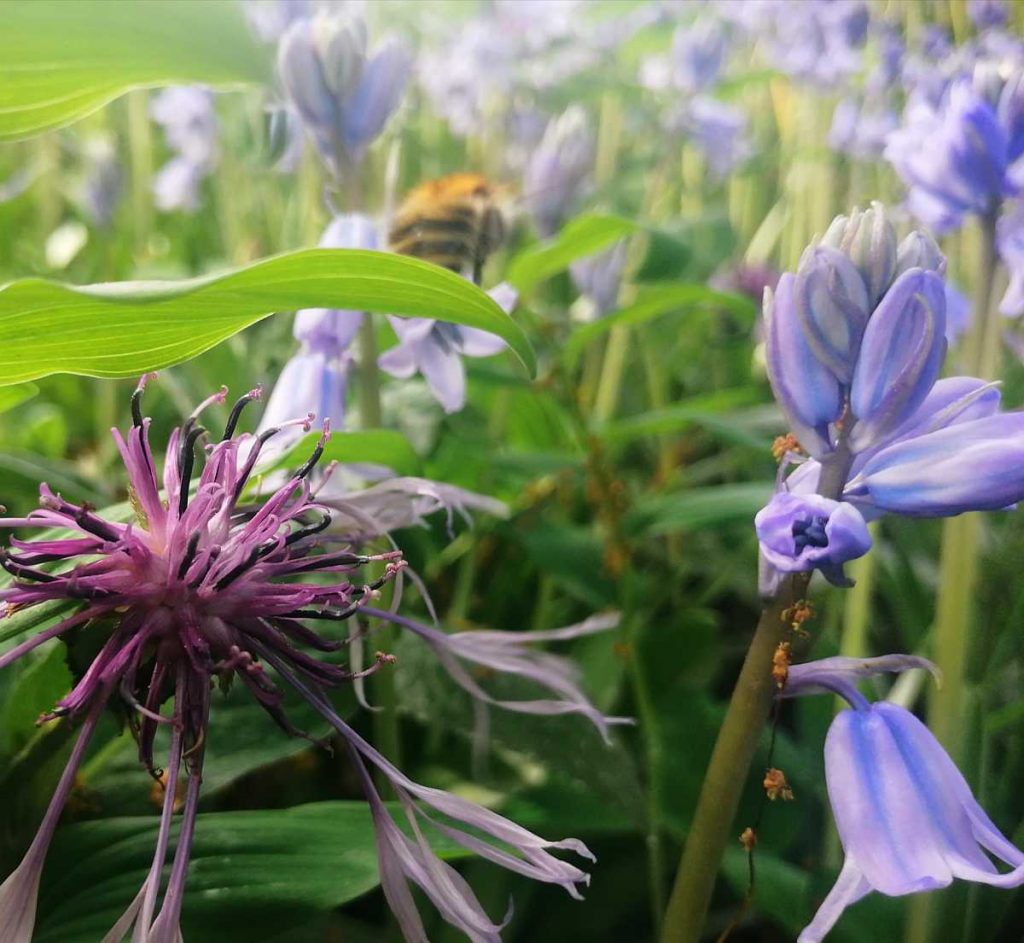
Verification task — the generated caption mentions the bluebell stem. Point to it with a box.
[378,285,516,413]
[0,377,619,942]
[277,13,411,180]
[782,655,1024,943]
[260,213,377,436]
[150,87,219,214]
[522,106,595,238]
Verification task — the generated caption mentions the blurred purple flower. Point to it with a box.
[755,492,872,588]
[761,0,869,88]
[945,281,972,343]
[711,261,780,305]
[886,75,1020,233]
[260,213,377,436]
[244,0,310,42]
[378,284,515,413]
[969,0,1009,30]
[678,97,751,179]
[570,241,628,320]
[150,86,219,213]
[522,105,594,238]
[278,13,411,179]
[828,98,898,161]
[998,204,1024,315]
[79,138,122,228]
[783,655,1024,943]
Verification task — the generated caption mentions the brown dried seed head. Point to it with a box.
[763,767,794,802]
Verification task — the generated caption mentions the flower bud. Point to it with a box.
[793,246,870,383]
[895,230,946,277]
[764,274,844,458]
[849,268,947,450]
[821,203,897,306]
[312,13,367,99]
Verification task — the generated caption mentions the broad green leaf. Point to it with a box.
[36,802,446,943]
[0,0,268,140]
[0,381,38,413]
[564,283,756,365]
[507,214,639,293]
[264,429,422,478]
[626,482,773,536]
[0,249,535,385]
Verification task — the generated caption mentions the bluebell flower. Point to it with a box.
[570,241,628,321]
[260,214,377,435]
[678,97,752,179]
[244,0,310,42]
[670,20,726,92]
[782,655,1024,943]
[998,203,1024,315]
[278,13,411,179]
[79,137,122,228]
[150,87,219,213]
[378,285,516,414]
[886,75,1018,233]
[968,0,1009,30]
[828,97,898,161]
[755,492,872,589]
[522,106,594,238]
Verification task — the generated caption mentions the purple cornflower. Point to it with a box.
[782,655,1024,942]
[277,13,411,180]
[0,378,617,941]
[150,87,219,214]
[758,203,1024,588]
[260,213,377,436]
[378,284,516,413]
[522,106,595,238]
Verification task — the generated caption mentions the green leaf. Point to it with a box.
[507,214,639,293]
[0,249,535,385]
[564,283,756,365]
[35,803,392,943]
[626,482,773,536]
[0,381,38,413]
[0,0,268,140]
[263,429,422,478]
[593,389,767,444]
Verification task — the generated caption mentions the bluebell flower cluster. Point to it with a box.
[782,655,1024,942]
[757,204,1024,592]
[277,12,411,180]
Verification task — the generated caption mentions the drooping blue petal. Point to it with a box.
[846,411,1024,515]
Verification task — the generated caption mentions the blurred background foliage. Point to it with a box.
[2,0,1024,940]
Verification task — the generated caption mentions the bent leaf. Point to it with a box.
[0,249,535,385]
[0,0,268,140]
[508,214,639,293]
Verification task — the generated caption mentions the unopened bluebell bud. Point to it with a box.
[821,202,897,306]
[895,230,946,277]
[794,245,870,383]
[849,268,947,450]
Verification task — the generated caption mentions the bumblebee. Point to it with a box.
[388,173,508,285]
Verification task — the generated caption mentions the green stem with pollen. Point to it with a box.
[661,447,853,942]
[905,207,1001,943]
